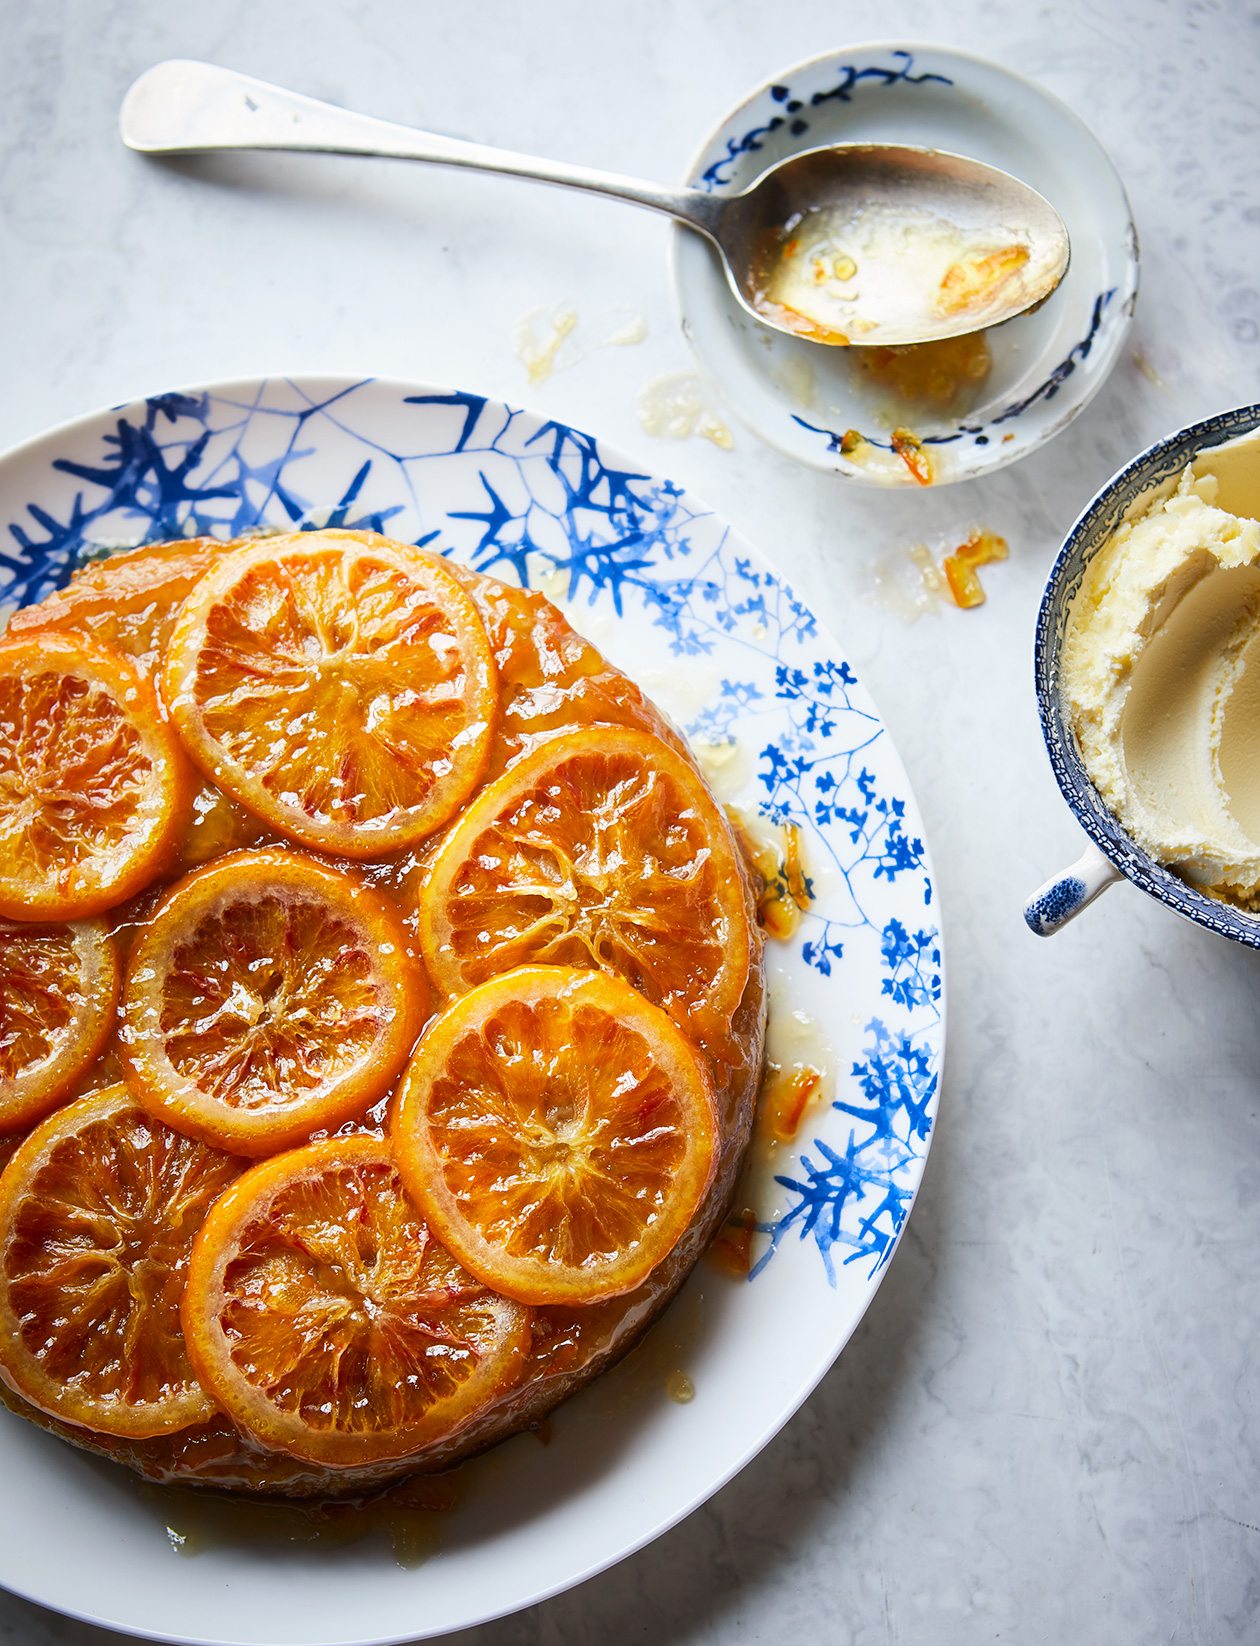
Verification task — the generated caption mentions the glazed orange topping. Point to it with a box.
[419,726,752,1058]
[7,538,225,676]
[182,1136,530,1466]
[0,527,762,1492]
[161,532,498,859]
[392,967,719,1306]
[0,917,118,1132]
[0,633,193,921]
[0,1083,243,1438]
[118,849,429,1156]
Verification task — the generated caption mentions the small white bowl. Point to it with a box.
[670,43,1139,486]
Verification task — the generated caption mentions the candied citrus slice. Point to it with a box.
[6,537,224,677]
[181,1135,530,1466]
[419,726,751,1051]
[391,966,719,1306]
[161,531,498,858]
[0,632,192,921]
[118,848,429,1156]
[0,1082,243,1438]
[1,918,119,1132]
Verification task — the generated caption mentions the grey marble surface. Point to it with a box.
[2,0,1259,1642]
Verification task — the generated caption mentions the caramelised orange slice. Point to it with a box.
[160,531,498,859]
[0,633,192,921]
[6,537,225,677]
[391,966,719,1306]
[0,1083,243,1438]
[419,726,752,1053]
[0,918,119,1133]
[118,848,429,1156]
[181,1136,531,1467]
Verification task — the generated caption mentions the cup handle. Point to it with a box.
[1024,841,1123,935]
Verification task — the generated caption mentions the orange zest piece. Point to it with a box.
[942,529,1009,609]
[730,812,813,941]
[0,918,119,1133]
[938,244,1030,316]
[181,1135,530,1466]
[0,632,193,921]
[4,537,278,871]
[419,726,751,1055]
[0,1082,242,1438]
[161,530,498,859]
[890,428,933,487]
[759,1064,824,1144]
[118,848,429,1155]
[6,538,224,677]
[707,1206,757,1278]
[391,966,719,1306]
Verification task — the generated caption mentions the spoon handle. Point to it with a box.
[121,61,723,237]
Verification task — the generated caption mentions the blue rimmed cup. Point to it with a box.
[1026,402,1260,940]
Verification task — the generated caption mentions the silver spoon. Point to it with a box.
[120,60,1070,349]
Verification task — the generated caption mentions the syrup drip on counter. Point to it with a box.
[637,372,734,449]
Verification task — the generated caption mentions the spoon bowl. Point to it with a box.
[716,143,1069,346]
[121,60,1070,349]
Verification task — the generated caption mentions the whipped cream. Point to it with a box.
[1062,429,1260,901]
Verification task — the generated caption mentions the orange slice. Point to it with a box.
[0,1082,243,1438]
[160,531,498,858]
[0,632,192,921]
[6,537,224,677]
[2,537,276,872]
[391,966,719,1306]
[118,848,429,1156]
[1,918,119,1133]
[181,1135,531,1467]
[419,726,752,1052]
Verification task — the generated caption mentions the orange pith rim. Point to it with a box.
[181,1135,531,1467]
[0,918,119,1133]
[391,966,720,1306]
[419,726,752,1051]
[118,848,430,1155]
[0,632,192,921]
[160,531,499,859]
[0,1083,243,1438]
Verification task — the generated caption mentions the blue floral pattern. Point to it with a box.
[0,376,944,1286]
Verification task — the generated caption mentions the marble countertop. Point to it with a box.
[2,2,1258,1643]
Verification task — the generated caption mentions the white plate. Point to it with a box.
[0,376,945,1646]
[672,42,1139,485]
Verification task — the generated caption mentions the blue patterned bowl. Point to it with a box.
[1027,402,1260,941]
[672,42,1139,484]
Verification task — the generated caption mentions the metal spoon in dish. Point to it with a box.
[120,60,1070,349]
